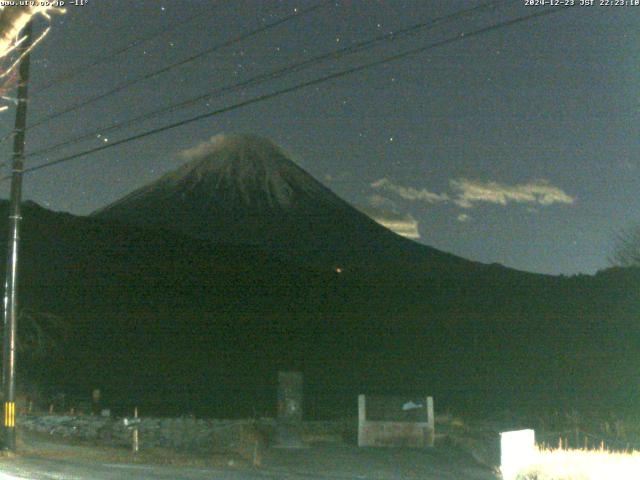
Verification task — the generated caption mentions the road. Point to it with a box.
[0,456,298,480]
[0,444,499,480]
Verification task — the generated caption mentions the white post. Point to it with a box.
[357,395,366,447]
[426,396,434,428]
[426,396,434,447]
[132,407,139,454]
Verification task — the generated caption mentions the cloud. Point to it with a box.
[177,134,227,160]
[368,177,573,224]
[375,215,421,240]
[371,178,449,203]
[450,178,575,209]
[356,198,420,240]
[367,194,398,210]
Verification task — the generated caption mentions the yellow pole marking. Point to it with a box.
[4,402,15,427]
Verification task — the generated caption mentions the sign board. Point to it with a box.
[358,394,434,448]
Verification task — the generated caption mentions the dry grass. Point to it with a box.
[508,447,640,480]
[15,429,254,470]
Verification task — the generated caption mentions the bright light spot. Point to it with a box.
[501,429,536,480]
[0,472,30,479]
[103,138,109,143]
[519,448,640,480]
[335,267,343,274]
[499,428,640,480]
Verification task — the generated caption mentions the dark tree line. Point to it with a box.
[610,226,640,268]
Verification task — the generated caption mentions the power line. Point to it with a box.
[4,6,572,182]
[32,4,222,95]
[0,5,224,146]
[0,1,328,145]
[27,0,510,160]
[16,6,571,178]
[23,0,332,132]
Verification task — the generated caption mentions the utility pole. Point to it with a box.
[2,20,33,452]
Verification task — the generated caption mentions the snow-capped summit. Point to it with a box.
[158,134,331,210]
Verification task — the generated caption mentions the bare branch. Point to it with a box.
[609,226,640,268]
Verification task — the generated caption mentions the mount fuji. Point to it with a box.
[93,134,474,273]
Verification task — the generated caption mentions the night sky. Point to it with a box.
[0,0,637,275]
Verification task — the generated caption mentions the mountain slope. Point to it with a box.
[93,134,475,272]
[0,201,638,418]
[2,135,637,418]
